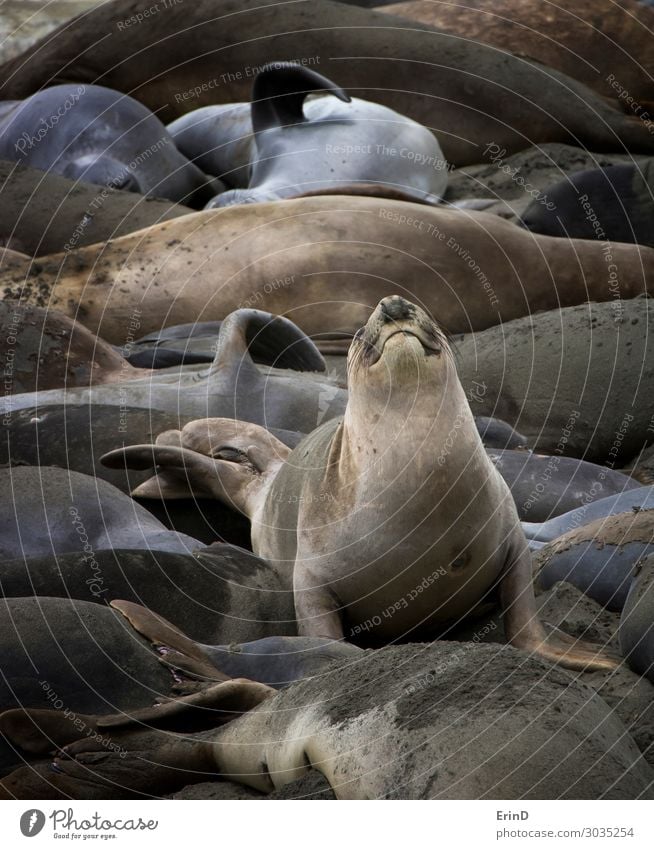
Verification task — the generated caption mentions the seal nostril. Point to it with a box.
[380,296,412,322]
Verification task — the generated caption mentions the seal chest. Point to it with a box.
[256,296,513,640]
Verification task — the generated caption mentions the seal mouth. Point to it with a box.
[348,297,449,372]
[361,324,442,367]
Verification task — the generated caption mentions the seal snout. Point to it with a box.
[380,296,414,322]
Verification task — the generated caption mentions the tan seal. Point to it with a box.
[106,296,618,671]
[2,197,651,351]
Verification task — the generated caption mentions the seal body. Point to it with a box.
[620,553,654,683]
[2,1,653,165]
[0,84,217,206]
[115,298,618,669]
[521,163,654,248]
[534,510,654,611]
[2,198,652,347]
[171,64,448,206]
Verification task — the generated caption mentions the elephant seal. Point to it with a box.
[0,158,190,257]
[487,449,641,522]
[0,84,219,207]
[2,197,651,347]
[0,546,296,645]
[534,510,654,611]
[169,63,448,206]
[455,297,654,465]
[0,466,202,560]
[0,309,347,435]
[1,0,653,166]
[522,486,654,547]
[620,553,654,683]
[379,0,654,111]
[107,297,617,671]
[0,302,145,393]
[4,642,650,800]
[0,596,277,779]
[521,162,654,248]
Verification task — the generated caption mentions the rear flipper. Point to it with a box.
[501,535,622,672]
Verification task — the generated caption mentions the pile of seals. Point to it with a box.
[0,0,653,801]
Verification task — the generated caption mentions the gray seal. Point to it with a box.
[0,84,219,207]
[168,63,448,206]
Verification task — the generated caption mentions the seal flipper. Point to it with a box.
[252,62,350,134]
[500,534,621,672]
[0,708,100,755]
[210,308,326,376]
[103,418,289,517]
[95,678,275,730]
[110,599,230,682]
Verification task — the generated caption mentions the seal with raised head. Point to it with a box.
[169,63,448,206]
[0,84,219,207]
[106,296,617,671]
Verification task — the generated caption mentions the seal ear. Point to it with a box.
[251,62,351,134]
[210,308,325,377]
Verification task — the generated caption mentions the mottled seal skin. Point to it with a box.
[0,545,296,645]
[170,63,448,206]
[0,466,202,560]
[0,85,218,207]
[0,309,347,435]
[521,162,654,248]
[2,198,652,348]
[523,486,654,546]
[1,0,654,166]
[379,0,654,110]
[455,297,654,466]
[0,302,146,393]
[620,553,654,683]
[0,158,190,257]
[6,643,651,800]
[487,449,641,523]
[109,297,617,672]
[534,510,654,611]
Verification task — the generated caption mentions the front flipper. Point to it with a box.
[501,535,621,672]
[293,568,345,640]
